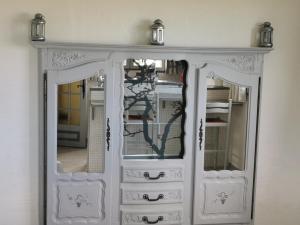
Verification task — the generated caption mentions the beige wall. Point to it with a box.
[0,0,299,224]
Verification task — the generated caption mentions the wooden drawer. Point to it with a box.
[121,183,183,205]
[122,166,184,183]
[121,205,183,225]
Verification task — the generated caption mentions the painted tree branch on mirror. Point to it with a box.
[123,60,185,158]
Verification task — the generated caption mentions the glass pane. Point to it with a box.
[58,109,69,125]
[69,110,80,125]
[57,74,106,173]
[123,59,188,159]
[59,84,69,93]
[58,94,69,109]
[204,77,248,171]
[70,81,81,93]
[70,95,80,110]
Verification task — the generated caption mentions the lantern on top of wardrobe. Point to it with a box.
[31,13,46,41]
[151,19,165,46]
[259,22,273,48]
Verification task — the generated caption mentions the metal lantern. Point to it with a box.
[31,13,46,41]
[151,19,165,46]
[259,22,273,48]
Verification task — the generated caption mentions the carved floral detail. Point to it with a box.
[167,211,182,221]
[52,51,86,67]
[67,193,91,208]
[57,181,104,219]
[223,55,256,73]
[214,191,234,205]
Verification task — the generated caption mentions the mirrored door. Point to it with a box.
[193,65,259,224]
[57,80,87,148]
[122,58,188,159]
[46,62,113,225]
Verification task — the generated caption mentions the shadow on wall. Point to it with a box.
[250,22,262,47]
[131,19,153,45]
[11,12,33,46]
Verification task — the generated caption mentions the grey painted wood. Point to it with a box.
[193,64,259,224]
[34,42,271,225]
[46,61,113,225]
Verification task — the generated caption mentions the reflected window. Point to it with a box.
[204,77,249,171]
[57,73,106,173]
[123,59,188,159]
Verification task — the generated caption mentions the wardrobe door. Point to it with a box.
[46,61,114,225]
[193,64,259,224]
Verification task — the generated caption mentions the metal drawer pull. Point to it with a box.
[142,216,163,224]
[143,172,165,180]
[143,194,164,201]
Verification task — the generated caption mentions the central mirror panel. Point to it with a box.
[57,72,106,173]
[123,59,188,159]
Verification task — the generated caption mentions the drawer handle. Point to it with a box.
[143,194,164,202]
[144,172,165,180]
[142,216,163,224]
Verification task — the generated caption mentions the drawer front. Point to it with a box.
[121,207,183,225]
[121,183,183,204]
[122,166,184,183]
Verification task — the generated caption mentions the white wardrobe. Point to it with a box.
[35,42,271,225]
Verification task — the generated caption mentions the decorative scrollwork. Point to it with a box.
[199,118,203,151]
[106,118,111,151]
[51,51,86,67]
[223,55,256,73]
[67,193,91,208]
[214,191,234,205]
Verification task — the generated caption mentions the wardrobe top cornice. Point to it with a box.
[32,41,272,54]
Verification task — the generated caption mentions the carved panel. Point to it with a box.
[122,210,182,225]
[122,167,184,183]
[122,188,183,204]
[203,182,245,214]
[57,182,104,219]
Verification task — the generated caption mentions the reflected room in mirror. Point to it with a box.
[204,77,249,171]
[123,59,188,159]
[57,72,106,173]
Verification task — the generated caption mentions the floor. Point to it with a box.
[57,147,87,172]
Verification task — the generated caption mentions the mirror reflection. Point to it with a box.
[57,72,106,173]
[123,59,188,159]
[204,77,248,171]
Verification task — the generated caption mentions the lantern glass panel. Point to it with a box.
[158,29,163,42]
[37,24,44,37]
[31,24,37,37]
[152,29,157,42]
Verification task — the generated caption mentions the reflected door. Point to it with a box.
[193,66,259,224]
[46,63,113,225]
[57,80,87,148]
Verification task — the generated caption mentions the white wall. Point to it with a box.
[0,0,299,225]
